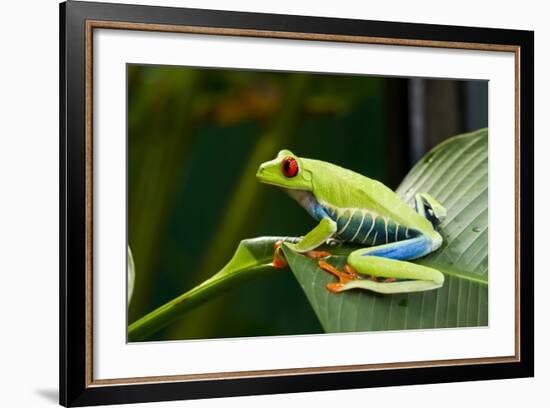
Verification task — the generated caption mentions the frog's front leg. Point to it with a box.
[321,235,444,294]
[272,217,337,268]
[415,192,447,226]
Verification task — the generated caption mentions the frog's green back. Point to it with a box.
[303,158,435,236]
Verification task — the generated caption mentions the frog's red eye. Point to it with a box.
[282,157,299,178]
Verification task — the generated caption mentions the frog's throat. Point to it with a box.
[284,188,326,221]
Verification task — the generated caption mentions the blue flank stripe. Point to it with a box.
[361,235,432,260]
[312,201,330,221]
[321,205,337,220]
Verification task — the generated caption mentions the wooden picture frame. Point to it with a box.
[60,1,534,406]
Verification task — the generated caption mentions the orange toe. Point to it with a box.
[319,261,360,292]
[272,255,287,269]
[318,260,346,279]
[326,282,345,293]
[272,241,287,269]
[306,250,332,259]
[344,264,359,279]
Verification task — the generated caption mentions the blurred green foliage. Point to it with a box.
[128,65,403,341]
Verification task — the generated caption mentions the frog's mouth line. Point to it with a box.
[257,179,304,191]
[255,170,305,191]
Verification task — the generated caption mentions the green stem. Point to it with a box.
[128,263,275,342]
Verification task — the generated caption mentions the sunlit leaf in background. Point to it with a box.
[128,246,135,307]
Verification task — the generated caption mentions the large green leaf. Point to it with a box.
[285,128,488,332]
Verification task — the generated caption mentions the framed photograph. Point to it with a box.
[60,1,534,406]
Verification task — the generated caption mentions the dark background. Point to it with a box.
[127,64,487,341]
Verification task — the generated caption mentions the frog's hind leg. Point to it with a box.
[342,256,444,294]
[326,236,444,294]
[415,193,446,226]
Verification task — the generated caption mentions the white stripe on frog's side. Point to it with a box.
[362,217,376,244]
[350,211,366,242]
[336,209,355,235]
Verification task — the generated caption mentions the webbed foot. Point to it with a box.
[272,240,287,269]
[318,261,360,293]
[273,241,332,269]
[305,250,332,259]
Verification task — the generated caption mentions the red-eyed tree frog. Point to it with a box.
[256,150,447,295]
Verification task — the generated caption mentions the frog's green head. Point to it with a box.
[256,149,313,191]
